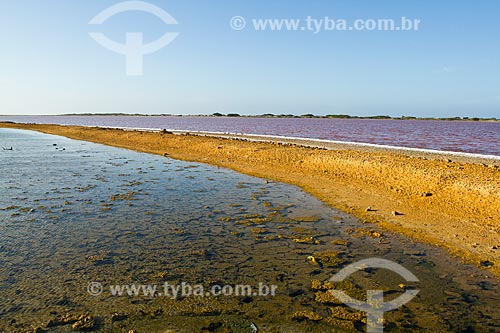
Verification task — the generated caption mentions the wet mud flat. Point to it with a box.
[0,128,499,333]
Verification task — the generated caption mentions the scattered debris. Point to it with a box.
[293,236,321,245]
[71,315,95,331]
[291,311,323,321]
[313,251,344,266]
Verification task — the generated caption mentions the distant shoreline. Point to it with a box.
[0,113,498,122]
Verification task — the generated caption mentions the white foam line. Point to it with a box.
[92,125,500,161]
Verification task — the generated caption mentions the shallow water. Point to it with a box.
[0,128,499,332]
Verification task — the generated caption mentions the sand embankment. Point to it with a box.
[2,122,499,277]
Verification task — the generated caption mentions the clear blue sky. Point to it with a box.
[0,0,498,117]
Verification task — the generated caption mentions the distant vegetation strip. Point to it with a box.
[58,113,498,121]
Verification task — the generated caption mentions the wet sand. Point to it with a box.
[1,122,499,279]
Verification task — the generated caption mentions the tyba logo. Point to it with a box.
[89,1,179,76]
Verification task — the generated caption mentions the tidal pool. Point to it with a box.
[0,128,499,332]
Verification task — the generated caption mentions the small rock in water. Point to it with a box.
[306,255,317,263]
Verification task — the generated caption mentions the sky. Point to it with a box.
[0,0,499,117]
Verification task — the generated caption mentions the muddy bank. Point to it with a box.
[1,122,499,278]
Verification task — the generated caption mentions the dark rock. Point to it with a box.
[480,260,494,267]
[201,322,223,332]
[110,313,128,322]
